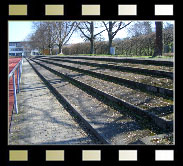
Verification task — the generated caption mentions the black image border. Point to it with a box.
[0,0,180,166]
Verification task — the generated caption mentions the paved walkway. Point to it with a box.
[9,59,96,145]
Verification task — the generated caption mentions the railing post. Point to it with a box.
[17,67,20,93]
[20,59,22,71]
[19,60,22,82]
[13,73,18,114]
[19,62,21,83]
[19,64,22,81]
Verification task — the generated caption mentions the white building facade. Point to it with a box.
[31,49,40,55]
[9,42,25,56]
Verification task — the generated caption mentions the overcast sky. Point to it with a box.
[8,21,174,44]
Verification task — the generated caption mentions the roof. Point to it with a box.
[9,41,25,43]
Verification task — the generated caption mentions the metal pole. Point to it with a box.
[21,60,22,72]
[17,67,20,93]
[19,63,21,83]
[19,61,22,82]
[19,64,21,83]
[13,73,18,114]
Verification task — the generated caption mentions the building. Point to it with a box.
[31,49,40,55]
[9,42,25,56]
[9,41,34,56]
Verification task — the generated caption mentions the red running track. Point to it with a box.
[9,58,21,128]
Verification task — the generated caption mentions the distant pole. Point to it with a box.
[60,48,63,54]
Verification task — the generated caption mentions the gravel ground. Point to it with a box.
[31,60,159,145]
[34,60,173,121]
[44,59,173,90]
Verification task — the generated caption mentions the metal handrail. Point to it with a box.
[9,58,23,114]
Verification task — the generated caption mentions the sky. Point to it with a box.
[8,21,174,44]
[8,21,33,42]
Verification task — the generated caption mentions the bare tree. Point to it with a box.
[44,22,57,55]
[103,21,132,54]
[128,21,152,37]
[55,21,78,54]
[77,21,106,54]
[127,21,153,56]
[143,21,153,35]
[29,21,77,55]
[30,22,56,55]
[62,22,173,57]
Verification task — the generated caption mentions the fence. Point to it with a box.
[9,58,23,114]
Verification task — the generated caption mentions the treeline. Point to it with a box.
[27,21,174,56]
[27,21,133,55]
[62,27,173,56]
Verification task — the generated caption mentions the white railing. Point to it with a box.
[9,58,23,114]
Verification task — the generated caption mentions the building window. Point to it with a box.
[9,53,15,56]
[10,48,23,51]
[9,43,16,46]
[16,53,22,56]
[16,43,22,47]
